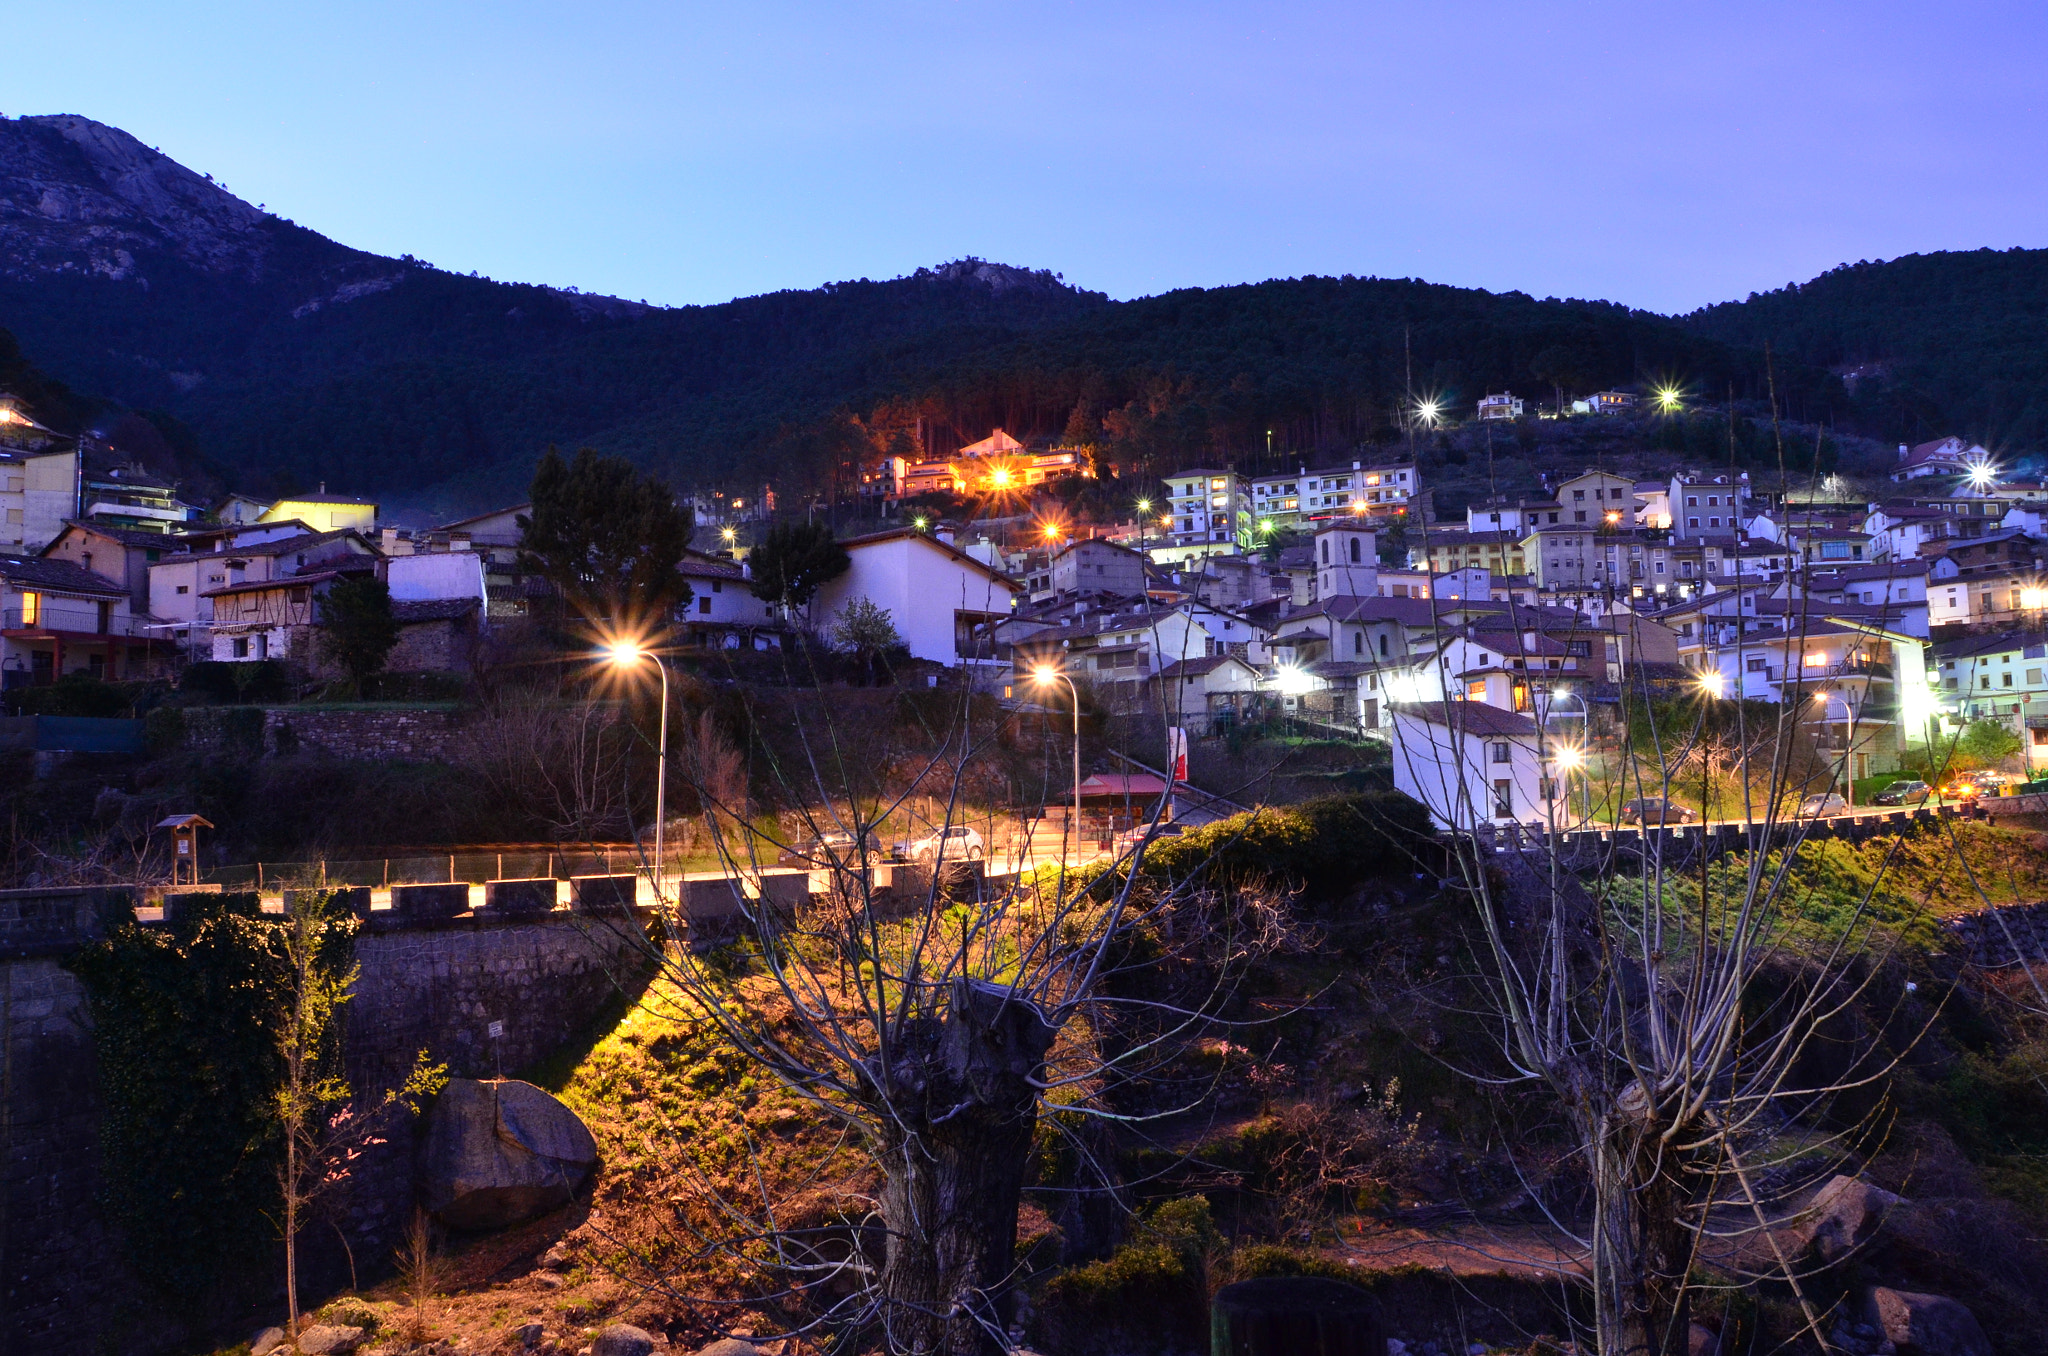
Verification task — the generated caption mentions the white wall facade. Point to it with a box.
[811,535,1018,666]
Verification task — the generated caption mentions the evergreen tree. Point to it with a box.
[519,447,694,624]
[316,576,401,696]
[747,521,851,620]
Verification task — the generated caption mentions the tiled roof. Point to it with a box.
[393,598,480,622]
[1390,699,1540,736]
[0,554,129,596]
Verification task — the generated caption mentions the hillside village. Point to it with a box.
[8,381,2048,823]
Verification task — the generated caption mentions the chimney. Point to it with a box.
[1899,443,1910,461]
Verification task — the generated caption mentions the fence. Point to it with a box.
[207,845,686,891]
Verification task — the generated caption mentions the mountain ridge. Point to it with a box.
[0,114,2038,515]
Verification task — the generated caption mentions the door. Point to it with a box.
[1493,779,1515,818]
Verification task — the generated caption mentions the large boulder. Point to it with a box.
[1793,1174,1902,1265]
[590,1326,658,1356]
[294,1327,366,1356]
[421,1078,599,1230]
[1865,1288,1991,1356]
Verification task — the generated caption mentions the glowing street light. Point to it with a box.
[1415,398,1442,428]
[1697,670,1726,698]
[720,525,737,545]
[1136,498,1151,514]
[991,467,1013,489]
[1966,459,1998,491]
[913,515,929,531]
[2023,587,2048,610]
[1029,664,1083,859]
[604,638,670,901]
[1655,386,1683,413]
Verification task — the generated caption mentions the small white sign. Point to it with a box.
[487,1021,504,1039]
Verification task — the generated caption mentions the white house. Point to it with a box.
[1154,654,1264,733]
[811,528,1021,666]
[1892,436,1988,483]
[1389,699,1557,830]
[387,551,488,611]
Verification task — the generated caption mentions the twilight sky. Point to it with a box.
[7,1,2042,313]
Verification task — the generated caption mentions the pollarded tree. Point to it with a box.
[595,677,1314,1354]
[747,520,850,622]
[519,447,694,626]
[1389,597,1924,1355]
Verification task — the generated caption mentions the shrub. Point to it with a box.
[1127,792,1435,899]
[11,672,138,716]
[1035,1197,1217,1354]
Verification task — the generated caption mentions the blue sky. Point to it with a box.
[7,1,2043,313]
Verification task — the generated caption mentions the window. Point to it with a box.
[18,591,37,626]
[711,580,722,594]
[1747,656,1766,672]
[699,596,712,614]
[1981,675,1991,689]
[1353,632,1363,655]
[232,637,249,658]
[1349,537,1361,563]
[1573,489,1586,501]
[1378,634,1389,657]
[1575,511,1587,523]
[1687,496,1699,507]
[1490,741,1511,763]
[1688,518,1700,528]
[2004,673,2014,687]
[1493,779,1514,817]
[176,584,189,595]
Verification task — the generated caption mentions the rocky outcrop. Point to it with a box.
[421,1078,598,1230]
[294,1325,367,1356]
[1792,1174,1902,1265]
[1865,1288,1991,1356]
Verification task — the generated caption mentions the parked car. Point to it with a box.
[1797,792,1849,817]
[898,825,986,863]
[1870,779,1929,806]
[1113,821,1184,855]
[776,829,875,868]
[1618,798,1698,825]
[1938,778,1981,801]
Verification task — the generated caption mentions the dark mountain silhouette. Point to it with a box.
[0,114,2033,515]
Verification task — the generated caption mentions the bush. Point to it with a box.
[10,672,140,717]
[1130,792,1435,899]
[1035,1197,1216,1354]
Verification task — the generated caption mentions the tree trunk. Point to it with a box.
[876,979,1056,1356]
[1589,1097,1694,1356]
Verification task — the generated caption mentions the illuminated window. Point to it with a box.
[19,591,39,626]
[1803,652,1826,668]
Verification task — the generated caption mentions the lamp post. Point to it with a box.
[606,639,670,901]
[1137,498,1151,563]
[1031,663,1082,862]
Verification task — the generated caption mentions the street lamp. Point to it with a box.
[1697,669,1725,699]
[1031,663,1082,860]
[605,639,670,901]
[1136,499,1151,560]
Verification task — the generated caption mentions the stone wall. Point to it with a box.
[0,888,650,1356]
[1,956,129,1356]
[1943,900,2048,967]
[181,704,471,762]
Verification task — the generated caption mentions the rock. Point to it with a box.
[249,1327,286,1356]
[590,1325,658,1356]
[422,1079,600,1230]
[1688,1324,1721,1356]
[696,1343,761,1356]
[1795,1174,1902,1264]
[515,1324,545,1349]
[296,1326,367,1356]
[1866,1288,1991,1356]
[541,1240,575,1270]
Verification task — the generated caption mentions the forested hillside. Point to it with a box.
[4,114,2041,516]
[1685,248,2048,455]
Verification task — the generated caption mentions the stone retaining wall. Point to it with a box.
[0,887,650,1356]
[180,705,470,762]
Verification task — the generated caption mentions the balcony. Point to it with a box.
[3,602,148,637]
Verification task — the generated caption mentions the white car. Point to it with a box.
[899,825,986,863]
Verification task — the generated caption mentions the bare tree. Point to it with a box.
[1389,626,1934,1354]
[592,675,1284,1355]
[457,690,636,840]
